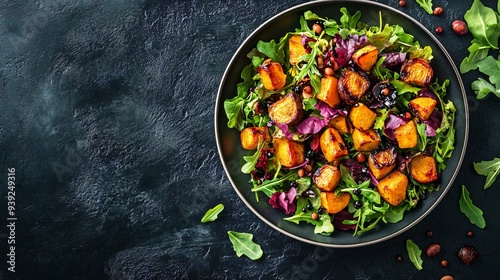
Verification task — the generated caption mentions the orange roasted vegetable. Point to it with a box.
[338,68,371,105]
[240,126,271,150]
[352,44,379,71]
[258,59,287,90]
[352,128,381,152]
[273,138,305,168]
[394,120,417,149]
[409,97,438,121]
[368,146,397,179]
[289,35,307,65]
[329,115,349,135]
[317,76,341,108]
[377,170,408,206]
[410,154,438,183]
[313,165,341,192]
[400,58,433,87]
[349,102,376,131]
[320,127,349,162]
[320,192,351,214]
[268,92,304,126]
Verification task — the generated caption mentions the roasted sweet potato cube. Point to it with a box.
[352,128,381,152]
[400,58,434,87]
[377,170,408,206]
[320,127,349,162]
[317,76,341,108]
[349,103,377,131]
[289,35,307,65]
[329,115,349,135]
[320,192,351,214]
[268,92,304,126]
[410,154,438,183]
[338,68,371,105]
[273,138,305,168]
[240,126,271,150]
[313,165,341,192]
[258,59,287,90]
[352,44,379,71]
[368,146,397,179]
[409,97,438,121]
[394,120,418,149]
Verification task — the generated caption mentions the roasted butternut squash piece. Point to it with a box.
[349,103,377,131]
[368,146,397,179]
[268,92,304,126]
[240,126,271,150]
[313,165,341,192]
[377,170,408,206]
[317,76,341,108]
[394,120,417,149]
[329,115,349,134]
[320,127,349,162]
[352,44,379,71]
[409,97,438,121]
[289,35,307,65]
[400,58,433,87]
[338,68,371,105]
[273,138,305,168]
[320,192,351,214]
[352,128,381,152]
[410,154,438,183]
[258,59,287,90]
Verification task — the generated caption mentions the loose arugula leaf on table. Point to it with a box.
[227,231,264,260]
[416,0,434,15]
[201,204,224,223]
[473,158,500,189]
[406,239,423,270]
[470,55,500,98]
[459,185,486,229]
[460,42,490,73]
[464,0,499,50]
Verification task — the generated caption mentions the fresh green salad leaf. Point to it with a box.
[406,239,423,270]
[460,42,489,73]
[257,40,285,65]
[464,0,499,50]
[459,185,486,229]
[416,0,434,14]
[473,158,500,189]
[227,231,264,260]
[201,204,224,223]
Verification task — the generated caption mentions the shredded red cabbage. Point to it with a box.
[333,34,367,68]
[380,52,406,67]
[275,122,293,140]
[383,112,408,141]
[269,187,297,215]
[301,34,316,53]
[333,210,356,230]
[418,88,439,102]
[423,110,443,137]
[342,159,374,185]
[296,116,328,135]
[314,101,347,119]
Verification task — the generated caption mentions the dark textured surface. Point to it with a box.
[0,0,499,279]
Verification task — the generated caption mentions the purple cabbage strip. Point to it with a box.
[301,34,316,53]
[333,34,367,68]
[314,101,347,119]
[296,116,328,135]
[333,210,356,230]
[383,112,408,141]
[380,52,406,68]
[269,187,297,215]
[275,122,293,140]
[423,110,443,137]
[418,88,439,102]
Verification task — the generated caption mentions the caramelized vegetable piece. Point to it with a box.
[394,120,418,149]
[349,103,377,131]
[368,146,397,179]
[352,128,381,152]
[329,115,349,134]
[352,44,379,71]
[258,59,287,90]
[377,170,408,206]
[313,165,341,192]
[320,127,349,162]
[240,126,271,150]
[320,192,351,214]
[400,58,434,87]
[409,97,438,120]
[338,68,371,105]
[410,154,438,183]
[273,138,305,168]
[317,76,341,108]
[289,35,307,65]
[268,92,304,126]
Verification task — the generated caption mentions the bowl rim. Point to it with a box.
[214,0,469,248]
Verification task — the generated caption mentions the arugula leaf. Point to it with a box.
[257,40,285,64]
[314,214,334,235]
[406,239,423,270]
[224,97,246,130]
[472,77,500,99]
[473,158,500,189]
[409,45,433,60]
[459,185,486,229]
[416,0,434,14]
[241,143,263,174]
[339,7,361,30]
[464,0,499,50]
[227,231,264,260]
[416,123,427,152]
[460,42,490,73]
[201,204,224,223]
[476,55,500,85]
[251,172,299,197]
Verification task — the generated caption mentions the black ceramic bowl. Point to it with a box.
[215,0,468,247]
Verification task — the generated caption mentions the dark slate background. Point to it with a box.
[0,0,499,279]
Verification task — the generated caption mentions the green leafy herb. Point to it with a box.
[256,40,285,65]
[406,239,423,270]
[459,185,486,229]
[416,0,434,14]
[201,204,224,223]
[227,231,264,260]
[251,171,299,198]
[474,158,500,189]
[416,123,427,152]
[464,0,499,50]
